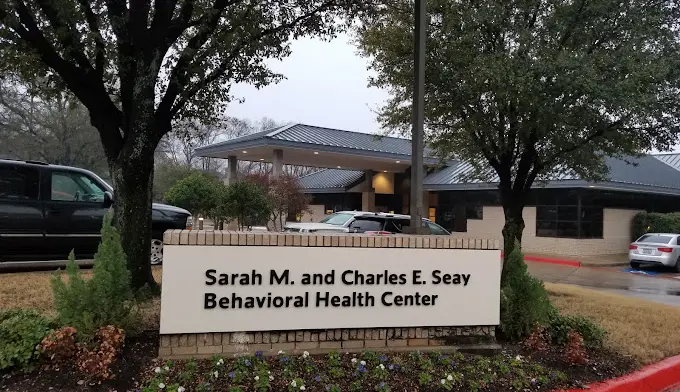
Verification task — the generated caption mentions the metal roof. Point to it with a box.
[298,155,680,195]
[655,153,680,171]
[298,168,364,193]
[194,123,443,163]
[423,155,680,194]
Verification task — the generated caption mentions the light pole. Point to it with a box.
[409,0,427,233]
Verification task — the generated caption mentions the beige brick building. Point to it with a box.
[195,124,680,257]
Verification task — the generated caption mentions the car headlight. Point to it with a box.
[186,215,193,230]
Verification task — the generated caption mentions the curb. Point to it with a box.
[581,261,630,267]
[558,354,680,392]
[501,253,583,267]
[523,255,582,268]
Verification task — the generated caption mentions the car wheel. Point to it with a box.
[150,238,163,265]
[630,261,640,270]
[674,257,680,273]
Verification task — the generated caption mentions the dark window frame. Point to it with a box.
[535,194,603,239]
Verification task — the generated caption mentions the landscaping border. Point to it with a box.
[558,354,680,392]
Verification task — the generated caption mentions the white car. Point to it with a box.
[629,233,680,271]
[284,211,451,235]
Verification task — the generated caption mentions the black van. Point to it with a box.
[0,159,192,265]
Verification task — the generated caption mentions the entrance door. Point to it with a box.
[43,170,108,259]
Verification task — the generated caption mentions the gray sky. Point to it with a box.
[226,34,679,152]
[227,34,388,134]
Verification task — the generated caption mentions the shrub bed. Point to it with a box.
[632,212,680,240]
[0,309,53,370]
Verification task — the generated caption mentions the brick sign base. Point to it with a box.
[160,326,496,358]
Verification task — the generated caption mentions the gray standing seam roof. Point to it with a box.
[423,155,680,192]
[298,168,364,191]
[194,123,441,161]
[656,153,680,171]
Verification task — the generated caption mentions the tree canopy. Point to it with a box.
[357,0,680,280]
[0,0,372,289]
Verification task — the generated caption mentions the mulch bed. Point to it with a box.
[0,331,158,392]
[0,331,636,392]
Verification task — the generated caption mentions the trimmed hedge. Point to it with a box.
[632,212,680,240]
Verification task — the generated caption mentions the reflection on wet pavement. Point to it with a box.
[527,262,680,307]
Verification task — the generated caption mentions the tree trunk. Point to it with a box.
[109,152,157,291]
[501,200,525,286]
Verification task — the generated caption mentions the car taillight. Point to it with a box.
[658,247,673,253]
[629,244,638,250]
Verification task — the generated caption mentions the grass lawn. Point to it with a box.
[1,267,679,365]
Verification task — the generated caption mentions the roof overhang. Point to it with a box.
[195,139,444,172]
[423,179,680,196]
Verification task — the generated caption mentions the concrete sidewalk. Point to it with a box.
[525,252,629,267]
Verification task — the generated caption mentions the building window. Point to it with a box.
[466,204,483,220]
[535,203,603,239]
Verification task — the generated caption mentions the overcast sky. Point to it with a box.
[226,34,680,153]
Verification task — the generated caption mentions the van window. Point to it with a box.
[0,166,40,200]
[348,217,385,233]
[51,172,105,203]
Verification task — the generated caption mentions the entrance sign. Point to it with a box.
[160,245,500,334]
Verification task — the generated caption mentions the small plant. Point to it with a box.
[39,326,78,361]
[418,371,433,385]
[375,381,391,392]
[0,309,53,370]
[75,325,125,380]
[51,213,137,337]
[565,331,589,365]
[547,311,606,349]
[288,377,306,391]
[372,362,389,380]
[439,373,460,391]
[523,325,549,352]
[326,384,342,392]
[500,245,553,340]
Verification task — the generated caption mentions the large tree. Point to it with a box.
[0,0,371,289]
[358,0,680,283]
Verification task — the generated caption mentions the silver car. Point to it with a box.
[629,233,680,271]
[284,211,451,235]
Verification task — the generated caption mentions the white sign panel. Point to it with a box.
[160,245,500,334]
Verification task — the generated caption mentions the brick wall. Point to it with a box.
[160,231,500,359]
[159,326,496,359]
[459,206,642,256]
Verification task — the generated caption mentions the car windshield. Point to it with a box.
[319,213,354,226]
[637,234,674,244]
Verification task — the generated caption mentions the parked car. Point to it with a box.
[629,233,680,271]
[0,159,192,265]
[283,211,451,235]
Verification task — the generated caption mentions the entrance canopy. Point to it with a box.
[194,123,446,172]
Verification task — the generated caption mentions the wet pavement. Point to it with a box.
[528,261,680,307]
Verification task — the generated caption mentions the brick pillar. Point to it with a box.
[273,149,283,176]
[361,170,375,212]
[226,155,238,184]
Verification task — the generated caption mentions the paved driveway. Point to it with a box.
[528,261,680,306]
